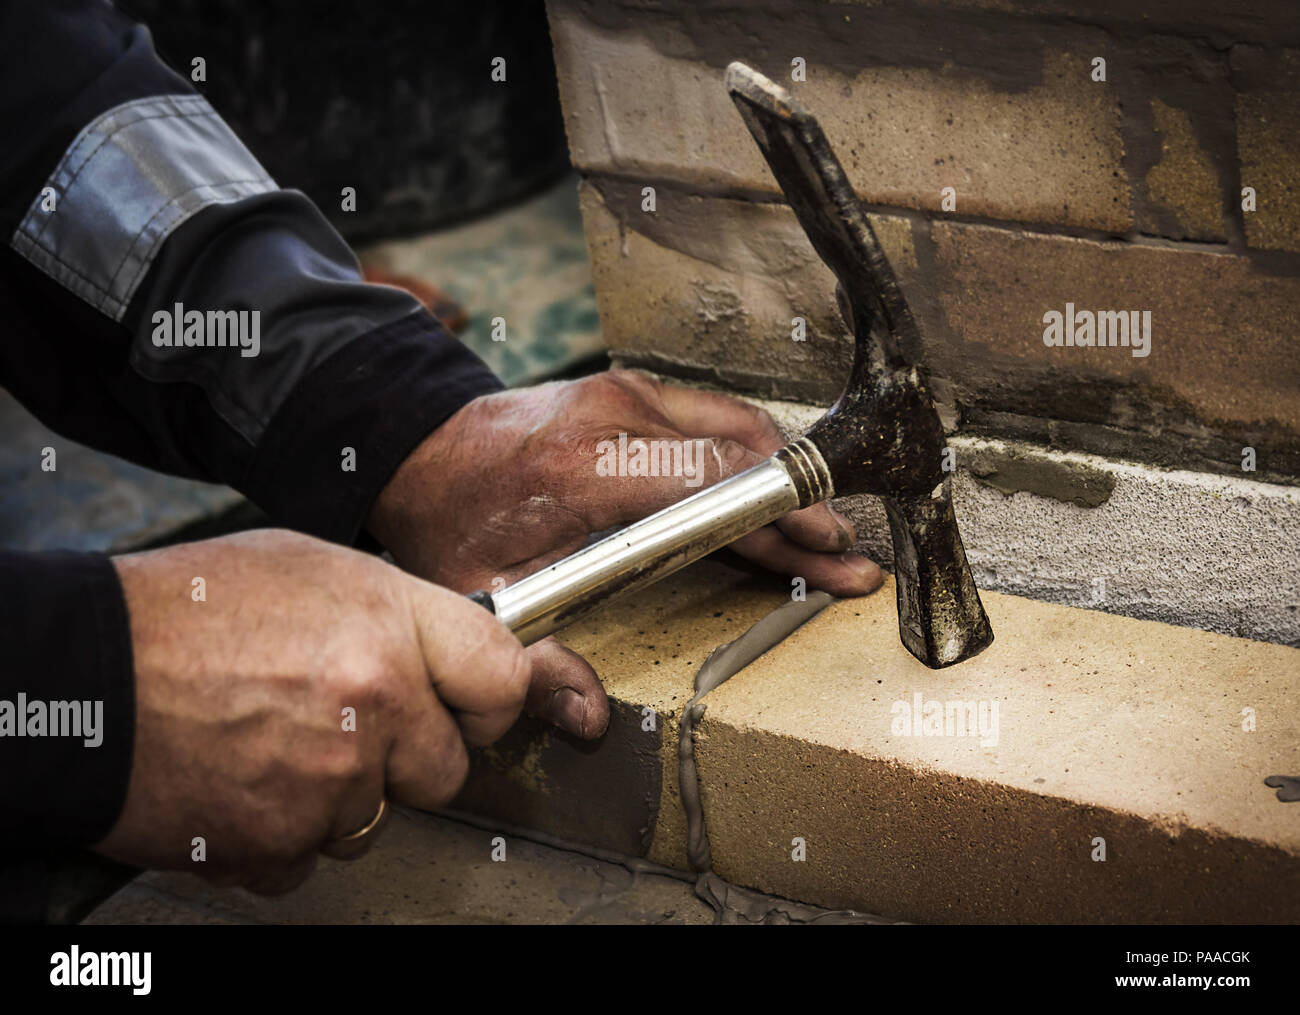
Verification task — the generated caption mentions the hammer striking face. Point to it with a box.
[470,62,993,669]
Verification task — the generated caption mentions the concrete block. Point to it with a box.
[742,394,1300,645]
[549,3,1130,231]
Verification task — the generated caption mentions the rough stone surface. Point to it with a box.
[550,7,1130,232]
[84,809,716,925]
[579,180,1300,478]
[744,393,1300,646]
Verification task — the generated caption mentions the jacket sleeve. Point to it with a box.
[0,1,504,543]
[0,0,505,907]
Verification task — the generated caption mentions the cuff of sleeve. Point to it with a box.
[0,551,135,849]
[241,310,504,545]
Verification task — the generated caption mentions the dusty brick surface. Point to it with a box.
[579,179,1300,476]
[1236,50,1300,253]
[1143,98,1224,240]
[550,6,1130,231]
[926,219,1300,441]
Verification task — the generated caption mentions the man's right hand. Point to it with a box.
[95,529,530,895]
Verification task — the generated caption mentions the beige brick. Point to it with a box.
[928,220,1300,438]
[550,9,1130,231]
[578,177,853,401]
[1238,85,1300,252]
[698,578,1300,922]
[458,559,1299,923]
[1144,98,1224,240]
[578,179,1300,469]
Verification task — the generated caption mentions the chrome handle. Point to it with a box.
[469,439,832,645]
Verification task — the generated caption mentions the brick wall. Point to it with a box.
[546,0,1300,484]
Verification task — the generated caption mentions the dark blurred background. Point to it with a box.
[118,0,571,243]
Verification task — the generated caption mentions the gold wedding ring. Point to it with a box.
[329,798,388,844]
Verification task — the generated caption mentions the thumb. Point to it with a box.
[405,579,532,746]
[524,637,610,740]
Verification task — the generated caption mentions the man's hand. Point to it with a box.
[97,530,530,895]
[368,370,883,741]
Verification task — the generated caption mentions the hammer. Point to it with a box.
[470,62,993,668]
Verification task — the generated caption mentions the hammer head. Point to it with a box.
[727,62,993,668]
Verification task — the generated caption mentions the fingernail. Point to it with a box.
[839,552,883,589]
[829,507,856,548]
[551,687,588,737]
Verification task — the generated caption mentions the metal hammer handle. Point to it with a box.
[468,439,832,646]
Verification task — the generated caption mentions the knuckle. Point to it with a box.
[715,438,751,475]
[748,401,785,439]
[327,652,393,712]
[313,736,370,787]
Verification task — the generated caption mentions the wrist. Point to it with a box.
[365,394,479,555]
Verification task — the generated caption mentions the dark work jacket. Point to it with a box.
[0,0,504,920]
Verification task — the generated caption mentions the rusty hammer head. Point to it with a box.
[726,62,993,667]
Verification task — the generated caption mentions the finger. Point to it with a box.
[386,691,471,811]
[581,434,754,531]
[647,383,857,551]
[524,638,610,740]
[405,581,532,745]
[729,526,884,597]
[774,502,857,553]
[319,792,390,863]
[635,375,788,455]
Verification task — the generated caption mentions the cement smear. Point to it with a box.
[677,591,891,924]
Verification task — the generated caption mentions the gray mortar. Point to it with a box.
[722,387,1300,646]
[967,447,1116,508]
[676,591,891,924]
